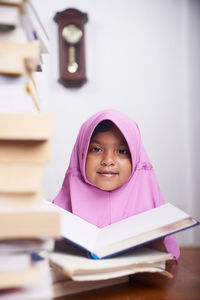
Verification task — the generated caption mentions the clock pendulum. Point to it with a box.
[62,24,83,73]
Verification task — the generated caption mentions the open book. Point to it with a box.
[46,201,199,259]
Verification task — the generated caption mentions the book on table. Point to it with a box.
[46,201,199,259]
[49,239,173,298]
[50,239,173,280]
[50,252,130,298]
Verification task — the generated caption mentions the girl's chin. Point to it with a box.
[96,182,120,191]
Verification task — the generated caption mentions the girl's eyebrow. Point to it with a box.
[90,139,102,145]
[90,139,128,147]
[119,142,128,146]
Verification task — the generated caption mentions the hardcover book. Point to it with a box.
[46,201,199,259]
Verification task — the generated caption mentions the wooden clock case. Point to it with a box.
[54,8,88,87]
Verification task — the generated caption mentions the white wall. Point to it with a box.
[33,0,200,246]
[186,0,200,244]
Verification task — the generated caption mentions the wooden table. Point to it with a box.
[55,247,200,300]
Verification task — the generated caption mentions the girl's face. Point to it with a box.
[85,126,132,191]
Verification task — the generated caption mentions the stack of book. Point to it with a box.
[0,1,60,299]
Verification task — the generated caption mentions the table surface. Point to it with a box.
[55,247,200,300]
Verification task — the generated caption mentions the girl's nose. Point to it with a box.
[101,151,115,166]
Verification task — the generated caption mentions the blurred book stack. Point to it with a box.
[0,1,60,299]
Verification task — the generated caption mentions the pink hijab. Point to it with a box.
[54,109,180,259]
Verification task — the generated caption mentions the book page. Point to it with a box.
[95,203,190,250]
[50,247,172,281]
[45,201,99,251]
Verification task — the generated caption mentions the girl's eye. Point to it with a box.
[118,149,129,155]
[91,147,102,153]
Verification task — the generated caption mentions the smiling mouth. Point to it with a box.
[97,171,119,177]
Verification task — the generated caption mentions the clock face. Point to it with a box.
[62,24,83,44]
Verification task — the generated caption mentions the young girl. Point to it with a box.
[53,109,180,259]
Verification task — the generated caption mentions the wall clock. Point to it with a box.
[54,8,88,87]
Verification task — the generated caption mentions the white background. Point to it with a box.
[33,0,200,246]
